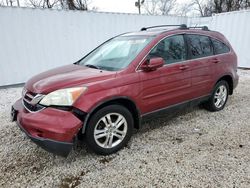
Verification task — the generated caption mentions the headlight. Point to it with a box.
[39,87,87,106]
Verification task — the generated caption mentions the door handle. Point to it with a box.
[211,58,220,64]
[179,65,189,70]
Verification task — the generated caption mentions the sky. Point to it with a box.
[89,0,139,14]
[88,0,191,14]
[9,0,193,15]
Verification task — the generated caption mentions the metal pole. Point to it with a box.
[17,0,20,7]
[138,0,141,14]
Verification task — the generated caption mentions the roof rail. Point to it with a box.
[188,26,209,31]
[140,24,187,31]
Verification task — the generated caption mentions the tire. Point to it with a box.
[85,105,133,155]
[204,80,229,112]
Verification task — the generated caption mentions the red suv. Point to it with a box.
[11,24,238,156]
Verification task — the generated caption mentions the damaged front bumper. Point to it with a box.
[11,99,83,157]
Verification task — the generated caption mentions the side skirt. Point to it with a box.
[141,95,210,122]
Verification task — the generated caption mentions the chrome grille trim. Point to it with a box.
[22,89,45,113]
[22,99,45,113]
[23,97,31,104]
[30,94,44,105]
[25,93,34,99]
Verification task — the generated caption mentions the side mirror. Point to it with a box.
[140,57,164,71]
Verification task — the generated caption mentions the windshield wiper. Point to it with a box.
[85,64,101,69]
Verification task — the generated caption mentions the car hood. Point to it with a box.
[25,64,117,94]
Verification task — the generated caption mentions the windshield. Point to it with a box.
[78,36,153,71]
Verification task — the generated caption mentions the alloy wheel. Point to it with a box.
[94,113,128,148]
[214,85,227,108]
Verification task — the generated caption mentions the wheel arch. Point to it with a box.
[216,75,234,95]
[81,96,141,134]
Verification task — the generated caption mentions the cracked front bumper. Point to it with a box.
[11,99,83,157]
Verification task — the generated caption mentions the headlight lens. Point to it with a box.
[39,87,87,106]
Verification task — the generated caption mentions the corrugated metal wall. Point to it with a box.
[0,7,249,86]
[210,11,250,68]
[189,10,250,69]
[187,16,212,27]
[0,7,187,86]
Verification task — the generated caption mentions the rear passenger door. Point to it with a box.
[185,34,215,98]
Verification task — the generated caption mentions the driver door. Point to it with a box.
[139,34,192,114]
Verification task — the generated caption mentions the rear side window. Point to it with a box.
[211,38,230,54]
[148,35,186,64]
[186,34,213,59]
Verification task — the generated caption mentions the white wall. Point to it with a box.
[0,7,250,86]
[210,11,250,68]
[187,16,212,27]
[188,10,250,69]
[0,7,187,86]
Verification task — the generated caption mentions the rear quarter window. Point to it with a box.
[211,38,230,55]
[186,34,213,59]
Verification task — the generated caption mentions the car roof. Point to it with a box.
[120,25,229,45]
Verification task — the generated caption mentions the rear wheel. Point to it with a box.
[204,80,229,112]
[85,105,133,155]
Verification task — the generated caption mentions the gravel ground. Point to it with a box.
[0,69,250,188]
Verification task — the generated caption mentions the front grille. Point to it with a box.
[23,91,36,103]
[22,90,45,112]
[23,100,44,112]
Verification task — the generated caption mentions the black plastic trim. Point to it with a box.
[48,105,73,111]
[141,95,210,122]
[11,106,17,122]
[16,119,73,157]
[141,24,187,31]
[188,26,209,31]
[72,107,87,122]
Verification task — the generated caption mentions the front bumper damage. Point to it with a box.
[11,99,83,157]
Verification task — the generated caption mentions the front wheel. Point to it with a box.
[85,105,133,155]
[204,80,229,112]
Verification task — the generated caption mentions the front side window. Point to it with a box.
[186,34,213,59]
[148,35,186,64]
[79,36,153,71]
[211,38,230,55]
